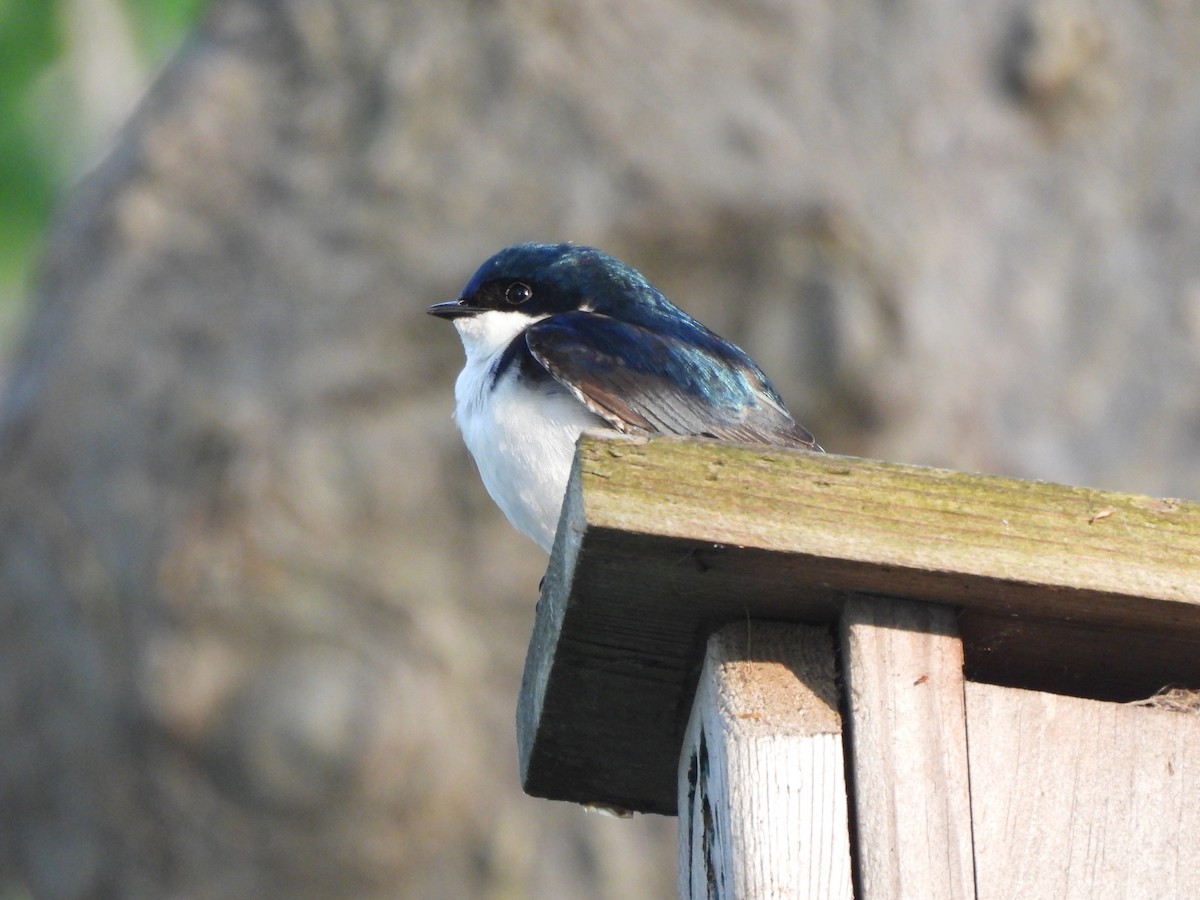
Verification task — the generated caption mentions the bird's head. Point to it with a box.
[428,243,682,358]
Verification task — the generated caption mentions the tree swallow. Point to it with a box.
[428,243,821,552]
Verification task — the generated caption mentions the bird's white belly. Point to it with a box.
[455,364,604,552]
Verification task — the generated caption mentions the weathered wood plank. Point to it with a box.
[678,623,852,900]
[967,682,1200,900]
[839,597,975,900]
[517,434,1200,813]
[573,434,1200,631]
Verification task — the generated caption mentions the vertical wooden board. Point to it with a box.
[840,597,976,900]
[967,682,1200,900]
[679,622,853,900]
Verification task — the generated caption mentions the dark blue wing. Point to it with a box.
[525,312,819,449]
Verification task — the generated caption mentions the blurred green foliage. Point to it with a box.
[0,0,207,354]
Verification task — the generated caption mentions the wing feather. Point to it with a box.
[524,312,819,450]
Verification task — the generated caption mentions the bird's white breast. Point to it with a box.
[451,311,605,551]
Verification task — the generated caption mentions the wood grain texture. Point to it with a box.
[573,435,1200,631]
[967,682,1200,900]
[840,597,975,900]
[678,623,852,900]
[517,434,1200,813]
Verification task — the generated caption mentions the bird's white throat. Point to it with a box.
[450,309,604,551]
[452,309,547,363]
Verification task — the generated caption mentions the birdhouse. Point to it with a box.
[518,434,1200,899]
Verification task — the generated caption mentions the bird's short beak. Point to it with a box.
[426,299,479,320]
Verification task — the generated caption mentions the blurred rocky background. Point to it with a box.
[2,0,1199,897]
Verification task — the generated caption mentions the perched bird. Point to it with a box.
[428,243,821,552]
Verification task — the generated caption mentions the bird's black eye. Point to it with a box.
[505,282,533,305]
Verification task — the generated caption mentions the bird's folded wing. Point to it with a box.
[524,312,818,449]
